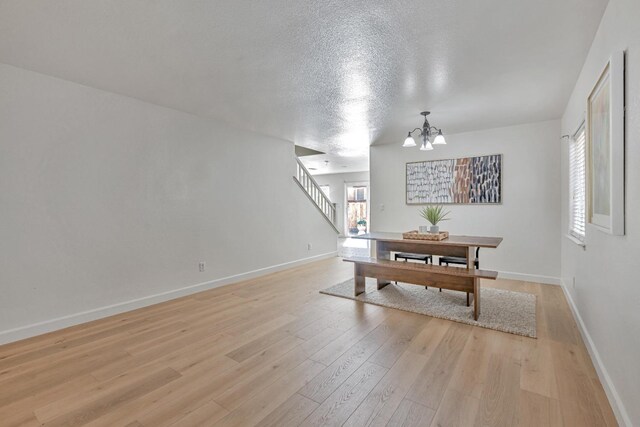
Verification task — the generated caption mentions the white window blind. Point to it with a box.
[569,124,586,241]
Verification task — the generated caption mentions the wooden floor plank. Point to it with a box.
[447,327,495,399]
[590,377,619,427]
[308,308,389,366]
[519,337,558,399]
[474,355,521,427]
[132,385,227,427]
[405,322,472,409]
[299,319,396,403]
[215,359,326,427]
[0,318,149,373]
[40,368,181,427]
[176,333,304,397]
[517,390,551,427]
[0,323,169,383]
[298,327,345,357]
[539,285,578,345]
[214,346,310,411]
[0,349,129,408]
[387,399,435,427]
[167,399,229,427]
[549,398,565,427]
[91,333,234,382]
[405,317,449,357]
[255,393,318,427]
[80,364,237,426]
[301,362,388,426]
[0,257,616,427]
[430,388,480,427]
[225,329,292,363]
[343,350,430,426]
[3,412,41,427]
[0,374,97,427]
[551,341,608,427]
[367,314,426,369]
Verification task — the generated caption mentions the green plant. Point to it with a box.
[419,205,450,226]
[357,219,367,226]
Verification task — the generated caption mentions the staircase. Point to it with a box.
[294,157,340,233]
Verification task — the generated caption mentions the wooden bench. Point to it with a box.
[343,256,498,320]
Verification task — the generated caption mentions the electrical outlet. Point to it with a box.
[307,243,312,251]
[199,262,206,272]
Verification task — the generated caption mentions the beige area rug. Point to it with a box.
[320,278,536,338]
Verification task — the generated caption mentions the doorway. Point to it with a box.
[345,182,369,236]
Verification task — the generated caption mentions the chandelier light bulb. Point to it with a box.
[420,140,434,151]
[433,130,447,145]
[433,130,446,145]
[403,133,416,147]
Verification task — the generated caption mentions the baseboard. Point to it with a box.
[497,270,561,285]
[560,281,632,427]
[0,251,338,346]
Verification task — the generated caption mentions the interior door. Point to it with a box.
[345,183,369,236]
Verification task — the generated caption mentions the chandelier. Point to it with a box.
[402,111,446,151]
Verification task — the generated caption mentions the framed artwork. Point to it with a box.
[406,154,502,204]
[587,50,624,235]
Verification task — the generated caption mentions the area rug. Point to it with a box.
[320,278,536,338]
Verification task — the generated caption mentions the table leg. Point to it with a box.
[354,264,365,296]
[473,278,480,320]
[375,241,391,290]
[467,246,476,270]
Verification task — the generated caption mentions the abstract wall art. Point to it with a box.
[406,154,502,205]
[587,50,625,235]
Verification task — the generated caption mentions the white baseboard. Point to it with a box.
[0,251,338,346]
[497,270,561,285]
[560,281,631,427]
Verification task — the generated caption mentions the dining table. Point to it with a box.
[346,232,503,320]
[352,231,502,282]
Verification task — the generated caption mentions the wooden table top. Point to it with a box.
[352,232,503,248]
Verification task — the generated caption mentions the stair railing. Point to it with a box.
[294,157,338,231]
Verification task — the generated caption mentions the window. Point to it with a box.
[347,186,367,202]
[569,124,586,241]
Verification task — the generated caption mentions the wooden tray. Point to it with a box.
[402,230,449,241]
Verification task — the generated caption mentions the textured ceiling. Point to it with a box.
[0,1,607,174]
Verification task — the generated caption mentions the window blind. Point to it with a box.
[569,125,586,241]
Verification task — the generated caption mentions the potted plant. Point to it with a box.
[356,219,367,234]
[419,205,450,234]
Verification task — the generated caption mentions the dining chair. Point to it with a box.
[439,247,480,269]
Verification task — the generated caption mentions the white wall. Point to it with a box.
[313,171,369,235]
[560,0,640,424]
[370,120,561,283]
[0,63,337,344]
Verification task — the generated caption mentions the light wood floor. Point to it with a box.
[0,257,617,427]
